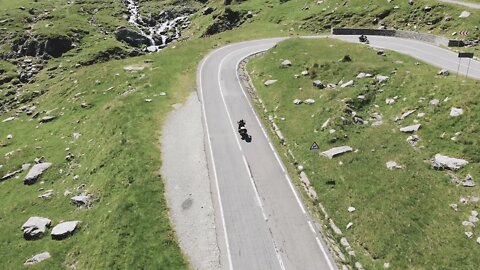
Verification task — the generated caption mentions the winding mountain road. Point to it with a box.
[197,35,480,270]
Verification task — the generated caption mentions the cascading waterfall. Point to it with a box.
[122,0,190,52]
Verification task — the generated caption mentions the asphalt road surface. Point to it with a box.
[438,0,480,9]
[197,35,480,270]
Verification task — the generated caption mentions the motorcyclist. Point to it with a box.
[238,119,246,130]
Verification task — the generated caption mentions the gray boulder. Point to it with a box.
[321,146,353,159]
[264,80,277,86]
[400,124,421,133]
[281,59,292,67]
[38,190,54,199]
[303,98,315,104]
[22,217,52,240]
[24,163,52,185]
[293,99,303,105]
[375,75,389,83]
[51,221,80,240]
[459,11,471,18]
[432,154,468,170]
[340,80,354,88]
[400,109,416,120]
[407,135,420,146]
[437,69,449,76]
[312,80,325,89]
[115,27,150,47]
[24,252,51,265]
[71,195,89,206]
[450,107,463,117]
[430,99,439,106]
[386,161,402,170]
[462,174,475,187]
[39,116,56,123]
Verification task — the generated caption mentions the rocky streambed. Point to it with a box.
[117,0,194,52]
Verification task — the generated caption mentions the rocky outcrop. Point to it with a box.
[21,217,52,240]
[202,8,247,36]
[12,34,73,58]
[115,27,150,47]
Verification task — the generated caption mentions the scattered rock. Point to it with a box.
[459,11,471,18]
[375,75,389,83]
[437,69,449,76]
[39,116,57,123]
[72,132,81,139]
[430,99,439,106]
[264,80,277,86]
[348,206,356,213]
[318,119,330,130]
[24,163,52,185]
[38,190,54,199]
[321,146,353,159]
[450,107,463,117]
[386,161,403,170]
[24,252,51,265]
[386,98,395,105]
[340,80,354,88]
[71,195,89,206]
[2,116,16,122]
[329,219,343,235]
[462,220,475,227]
[400,109,416,120]
[293,99,303,105]
[346,222,353,230]
[303,98,315,104]
[281,59,292,67]
[465,231,473,238]
[340,55,352,62]
[399,124,421,133]
[301,70,309,76]
[406,135,420,146]
[312,80,325,89]
[449,204,458,211]
[462,174,475,187]
[51,221,80,240]
[203,7,214,15]
[477,237,480,244]
[22,216,51,240]
[356,72,372,79]
[432,154,468,170]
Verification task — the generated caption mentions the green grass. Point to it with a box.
[248,38,480,269]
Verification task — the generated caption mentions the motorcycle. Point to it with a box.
[359,35,369,44]
[238,119,252,142]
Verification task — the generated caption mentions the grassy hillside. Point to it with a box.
[248,38,480,269]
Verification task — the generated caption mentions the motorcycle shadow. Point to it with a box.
[241,134,253,143]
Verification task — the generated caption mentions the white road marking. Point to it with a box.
[198,52,234,270]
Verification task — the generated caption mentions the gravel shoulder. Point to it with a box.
[160,92,220,270]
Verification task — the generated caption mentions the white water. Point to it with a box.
[122,0,190,52]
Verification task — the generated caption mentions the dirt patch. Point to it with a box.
[160,93,220,270]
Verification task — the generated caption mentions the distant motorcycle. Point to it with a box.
[359,35,369,44]
[237,119,252,142]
